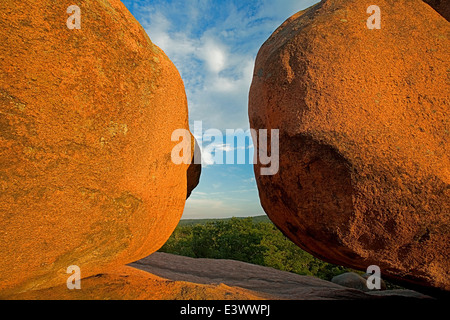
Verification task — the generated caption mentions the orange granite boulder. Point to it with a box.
[249,0,449,294]
[0,0,193,296]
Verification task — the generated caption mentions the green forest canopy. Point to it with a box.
[159,216,356,281]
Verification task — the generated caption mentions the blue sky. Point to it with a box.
[121,0,317,219]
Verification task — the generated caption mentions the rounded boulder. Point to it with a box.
[0,0,191,295]
[249,0,449,293]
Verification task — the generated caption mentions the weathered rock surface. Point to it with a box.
[130,253,432,300]
[7,265,264,300]
[249,0,449,293]
[0,0,193,297]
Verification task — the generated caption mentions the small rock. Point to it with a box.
[332,273,370,292]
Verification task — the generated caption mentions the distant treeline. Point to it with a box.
[159,217,355,281]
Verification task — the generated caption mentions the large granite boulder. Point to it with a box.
[249,0,449,294]
[0,0,194,296]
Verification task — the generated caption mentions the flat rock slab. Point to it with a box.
[131,253,432,300]
[8,265,264,300]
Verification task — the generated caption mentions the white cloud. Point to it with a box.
[133,0,320,131]
[215,143,234,152]
[201,149,215,166]
[198,37,228,74]
[131,0,319,130]
[124,0,317,219]
[200,142,232,167]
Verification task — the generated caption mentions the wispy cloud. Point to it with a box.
[128,0,317,130]
[243,177,256,183]
[122,0,317,219]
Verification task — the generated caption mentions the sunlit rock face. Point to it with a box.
[249,0,449,293]
[0,0,194,297]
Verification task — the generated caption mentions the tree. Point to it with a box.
[159,218,355,281]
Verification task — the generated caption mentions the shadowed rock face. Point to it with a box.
[187,137,202,199]
[423,0,450,21]
[0,0,193,297]
[249,0,449,294]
